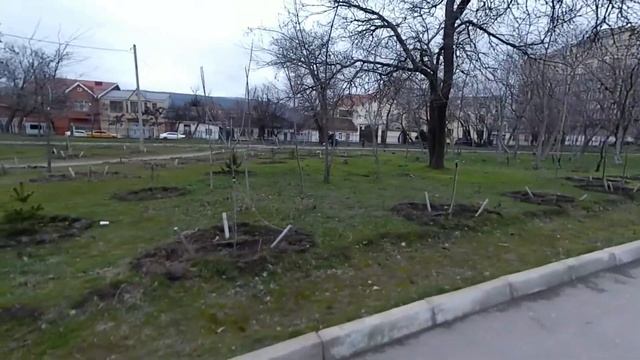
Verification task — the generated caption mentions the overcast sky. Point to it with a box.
[0,0,283,96]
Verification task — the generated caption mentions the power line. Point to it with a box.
[1,33,131,53]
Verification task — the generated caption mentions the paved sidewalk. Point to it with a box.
[5,151,215,168]
[355,260,640,360]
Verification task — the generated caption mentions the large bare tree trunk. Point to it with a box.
[428,96,447,169]
[614,123,625,164]
[2,110,17,133]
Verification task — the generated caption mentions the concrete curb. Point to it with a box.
[230,240,640,359]
[229,333,323,360]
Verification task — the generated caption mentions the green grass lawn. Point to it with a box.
[1,149,639,359]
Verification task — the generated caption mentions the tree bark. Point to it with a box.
[428,96,447,169]
[2,110,18,133]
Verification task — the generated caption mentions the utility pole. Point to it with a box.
[133,44,144,151]
[45,85,53,173]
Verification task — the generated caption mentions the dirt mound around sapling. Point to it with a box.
[29,171,137,183]
[72,281,143,311]
[0,215,93,248]
[112,186,189,201]
[0,304,43,322]
[257,160,288,165]
[391,202,501,227]
[504,191,575,206]
[132,223,314,280]
[565,176,638,198]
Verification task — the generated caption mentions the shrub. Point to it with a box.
[2,182,44,225]
[221,150,243,174]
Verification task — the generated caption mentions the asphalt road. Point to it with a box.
[354,260,640,360]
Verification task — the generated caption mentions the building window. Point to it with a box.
[338,109,353,118]
[73,100,91,111]
[109,101,124,113]
[152,102,157,110]
[130,101,138,113]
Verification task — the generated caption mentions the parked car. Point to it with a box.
[89,130,118,138]
[159,132,186,140]
[64,129,88,137]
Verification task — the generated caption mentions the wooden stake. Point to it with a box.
[475,198,489,217]
[103,165,109,176]
[245,166,250,194]
[174,158,179,167]
[525,186,534,199]
[14,156,18,165]
[68,167,75,178]
[579,194,588,201]
[424,191,431,212]
[634,184,640,193]
[78,151,84,158]
[271,225,292,249]
[209,170,214,189]
[448,161,459,218]
[88,166,93,180]
[222,212,229,239]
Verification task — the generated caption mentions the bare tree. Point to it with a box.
[251,83,288,141]
[0,39,71,134]
[587,27,640,163]
[259,1,356,183]
[326,0,584,169]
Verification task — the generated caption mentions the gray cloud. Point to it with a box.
[0,0,282,96]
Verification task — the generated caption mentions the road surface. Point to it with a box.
[355,260,640,360]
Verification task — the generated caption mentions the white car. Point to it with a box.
[159,132,186,140]
[64,129,88,137]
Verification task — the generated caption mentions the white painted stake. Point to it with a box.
[634,184,640,193]
[579,194,588,201]
[78,151,84,158]
[222,212,230,239]
[68,167,75,178]
[14,156,18,165]
[103,165,109,176]
[475,198,489,217]
[60,150,65,158]
[271,225,292,249]
[525,186,534,199]
[424,192,431,212]
[174,159,179,167]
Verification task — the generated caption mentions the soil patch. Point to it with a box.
[205,170,256,177]
[565,177,638,199]
[257,160,288,165]
[391,202,501,227]
[504,191,575,206]
[132,223,314,280]
[72,282,142,311]
[29,171,138,183]
[0,215,93,248]
[112,186,189,201]
[0,304,42,322]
